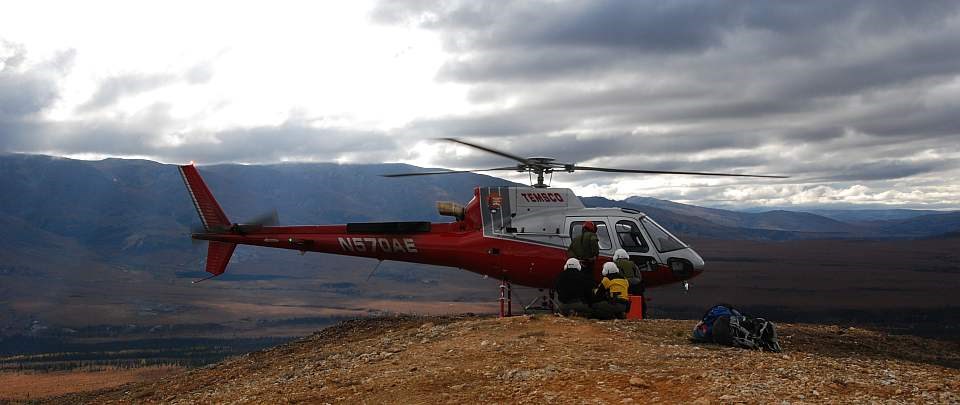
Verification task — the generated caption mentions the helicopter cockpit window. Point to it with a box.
[640,217,687,253]
[615,220,649,253]
[570,221,612,250]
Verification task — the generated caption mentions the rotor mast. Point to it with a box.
[524,157,562,188]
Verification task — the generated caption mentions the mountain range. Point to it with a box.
[618,196,960,239]
[1,154,958,341]
[1,153,957,262]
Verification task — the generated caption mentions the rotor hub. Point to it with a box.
[526,157,556,164]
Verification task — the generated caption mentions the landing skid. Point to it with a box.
[521,289,556,314]
[498,283,557,317]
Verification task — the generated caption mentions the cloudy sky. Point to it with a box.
[1,1,958,209]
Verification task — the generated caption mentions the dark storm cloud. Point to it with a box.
[0,42,77,159]
[77,73,177,112]
[0,55,392,166]
[76,63,214,113]
[3,1,960,208]
[167,122,399,164]
[1,108,398,165]
[812,159,954,182]
[0,42,394,163]
[374,0,960,197]
[381,1,959,82]
[3,103,182,156]
[407,110,579,137]
[0,43,73,119]
[0,41,393,165]
[852,100,960,138]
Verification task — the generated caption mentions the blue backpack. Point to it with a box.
[692,304,741,341]
[692,304,782,352]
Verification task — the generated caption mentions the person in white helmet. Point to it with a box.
[590,262,630,320]
[613,249,643,295]
[554,258,593,316]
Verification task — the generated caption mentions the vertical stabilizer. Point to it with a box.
[178,164,231,232]
[179,164,237,280]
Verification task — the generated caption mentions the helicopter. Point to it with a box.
[180,138,784,304]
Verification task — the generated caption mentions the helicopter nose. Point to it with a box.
[690,249,705,270]
[683,248,706,273]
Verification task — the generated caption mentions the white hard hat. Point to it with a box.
[613,249,629,260]
[602,261,619,276]
[564,258,581,270]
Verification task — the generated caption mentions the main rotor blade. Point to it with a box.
[441,138,531,165]
[572,165,789,178]
[381,167,518,178]
[245,209,279,226]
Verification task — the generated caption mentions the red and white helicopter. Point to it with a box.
[181,138,783,305]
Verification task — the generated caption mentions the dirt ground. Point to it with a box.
[42,314,960,404]
[0,366,182,401]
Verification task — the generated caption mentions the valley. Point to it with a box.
[1,155,958,400]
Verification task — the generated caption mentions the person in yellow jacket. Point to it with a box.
[590,262,630,320]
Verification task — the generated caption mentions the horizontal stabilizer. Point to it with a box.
[205,241,236,276]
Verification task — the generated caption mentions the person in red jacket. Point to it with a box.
[567,221,600,279]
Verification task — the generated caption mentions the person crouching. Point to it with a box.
[555,258,594,317]
[591,262,630,320]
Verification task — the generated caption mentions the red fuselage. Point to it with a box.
[194,188,702,289]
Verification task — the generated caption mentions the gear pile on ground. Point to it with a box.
[53,315,960,404]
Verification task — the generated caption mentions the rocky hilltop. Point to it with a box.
[54,315,960,404]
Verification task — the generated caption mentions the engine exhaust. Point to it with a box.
[437,201,465,220]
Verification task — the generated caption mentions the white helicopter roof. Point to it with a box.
[479,185,646,215]
[477,186,646,246]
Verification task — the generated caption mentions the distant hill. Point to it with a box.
[621,195,960,240]
[1,154,959,341]
[583,197,802,240]
[624,196,859,234]
[1,154,957,261]
[0,154,517,257]
[0,154,518,337]
[804,208,946,222]
[873,211,960,237]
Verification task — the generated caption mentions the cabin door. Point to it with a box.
[564,216,613,279]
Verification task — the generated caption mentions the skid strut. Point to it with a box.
[499,279,513,318]
[522,288,557,313]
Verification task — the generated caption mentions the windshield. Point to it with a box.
[640,217,687,252]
